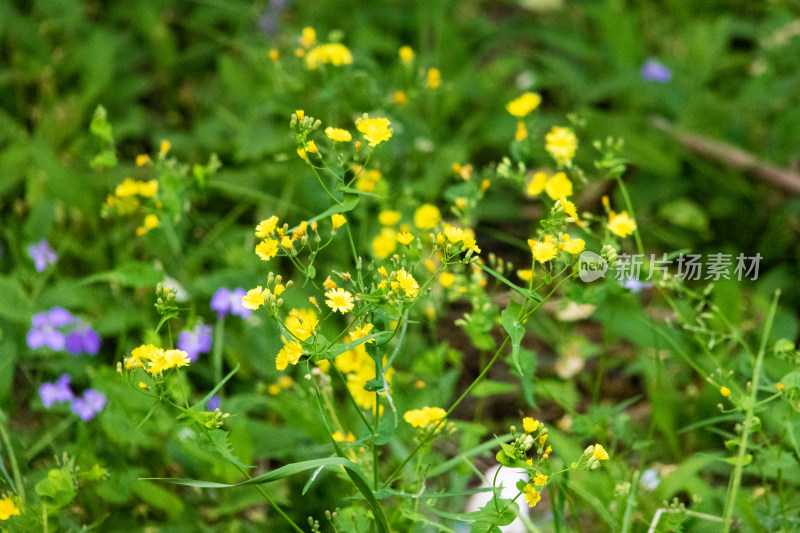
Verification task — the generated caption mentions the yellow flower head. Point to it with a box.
[331,214,347,229]
[305,43,354,69]
[523,485,541,508]
[325,288,355,314]
[592,443,609,461]
[526,171,548,197]
[356,115,393,146]
[533,474,548,486]
[276,341,304,371]
[515,121,528,142]
[427,68,441,89]
[394,269,419,297]
[379,210,402,226]
[285,308,318,341]
[607,211,637,238]
[256,238,279,261]
[523,417,540,434]
[720,386,731,397]
[439,272,455,288]
[529,239,558,264]
[325,127,352,143]
[397,232,414,245]
[136,154,150,167]
[0,497,21,520]
[562,235,585,255]
[403,406,446,428]
[392,90,409,105]
[517,269,532,281]
[269,49,279,61]
[115,178,141,198]
[300,27,316,48]
[506,92,542,118]
[255,216,279,238]
[372,227,397,258]
[160,140,171,156]
[399,45,414,64]
[557,197,583,226]
[545,126,578,165]
[545,172,573,200]
[305,140,319,154]
[414,204,441,230]
[242,286,269,310]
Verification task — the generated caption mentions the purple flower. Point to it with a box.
[641,58,672,83]
[28,240,58,272]
[27,307,75,351]
[207,395,221,411]
[39,375,74,407]
[210,287,252,319]
[65,320,101,356]
[620,277,654,293]
[177,324,213,362]
[70,389,106,421]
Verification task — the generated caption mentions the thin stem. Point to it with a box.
[212,315,225,384]
[614,175,644,256]
[0,411,25,505]
[721,290,780,532]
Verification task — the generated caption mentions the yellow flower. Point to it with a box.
[592,443,609,461]
[276,341,304,371]
[526,171,548,196]
[515,121,528,142]
[285,308,318,341]
[281,235,293,249]
[160,140,171,156]
[356,115,393,146]
[268,384,281,395]
[379,210,402,226]
[720,386,731,397]
[403,406,446,428]
[323,276,337,290]
[269,49,279,61]
[138,180,159,198]
[305,43,354,69]
[529,239,558,263]
[331,214,347,229]
[300,27,316,48]
[523,417,540,434]
[443,224,464,243]
[545,126,578,165]
[523,485,541,508]
[607,211,637,238]
[305,140,319,154]
[392,90,408,105]
[544,172,573,200]
[372,227,397,258]
[506,92,542,118]
[255,216,279,238]
[414,204,441,230]
[394,269,419,297]
[163,349,190,369]
[778,383,785,391]
[256,238,279,261]
[533,474,548,486]
[562,235,585,255]
[517,269,532,281]
[558,197,583,227]
[325,127,352,142]
[115,178,141,197]
[242,286,269,310]
[325,288,355,313]
[427,68,441,89]
[439,272,455,288]
[397,232,414,245]
[543,445,552,459]
[136,154,150,166]
[138,381,148,389]
[399,45,414,63]
[278,376,293,388]
[0,497,21,520]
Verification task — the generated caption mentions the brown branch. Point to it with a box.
[650,116,800,195]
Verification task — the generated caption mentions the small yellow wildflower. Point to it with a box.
[160,140,171,156]
[256,238,279,261]
[523,485,541,508]
[281,235,293,249]
[543,445,552,459]
[720,386,731,397]
[278,376,293,388]
[138,180,158,198]
[331,214,347,229]
[558,197,583,227]
[163,349,190,369]
[356,115,393,146]
[515,121,528,142]
[136,154,150,167]
[325,127,352,142]
[523,417,540,434]
[414,204,441,230]
[397,232,414,245]
[533,474,548,486]
[268,384,281,395]
[0,497,21,520]
[392,90,408,105]
[415,380,426,389]
[138,381,148,389]
[379,210,402,226]
[269,49,279,61]
[305,140,319,154]
[323,276,337,290]
[439,272,455,288]
[544,172,573,200]
[295,110,305,120]
[276,341,304,371]
[778,383,785,391]
[242,286,269,310]
[285,308,318,341]
[398,45,414,63]
[506,92,542,118]
[300,27,316,48]
[529,239,558,263]
[545,126,577,165]
[526,171,548,196]
[325,288,355,313]
[539,434,548,445]
[305,43,354,68]
[255,216,279,238]
[427,68,441,89]
[562,235,585,255]
[394,269,419,297]
[403,406,446,428]
[517,269,532,282]
[607,211,637,238]
[592,443,609,461]
[443,224,464,243]
[372,227,397,258]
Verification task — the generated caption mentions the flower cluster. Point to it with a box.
[403,406,447,429]
[333,324,393,412]
[241,273,291,312]
[124,344,191,374]
[27,307,101,356]
[39,374,106,421]
[0,497,21,520]
[305,43,353,69]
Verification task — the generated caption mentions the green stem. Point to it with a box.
[721,289,780,532]
[0,411,25,505]
[614,176,644,256]
[212,315,225,385]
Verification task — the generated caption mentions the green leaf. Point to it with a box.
[35,465,77,509]
[209,430,253,469]
[501,303,525,376]
[472,380,516,398]
[90,150,118,169]
[319,332,390,361]
[90,105,114,144]
[309,194,359,223]
[77,261,162,288]
[133,480,185,518]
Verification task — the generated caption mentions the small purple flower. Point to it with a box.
[65,320,101,356]
[641,58,672,83]
[177,324,213,362]
[39,375,74,407]
[27,307,75,351]
[211,287,252,319]
[28,240,58,272]
[620,277,654,293]
[70,389,106,421]
[207,395,221,411]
